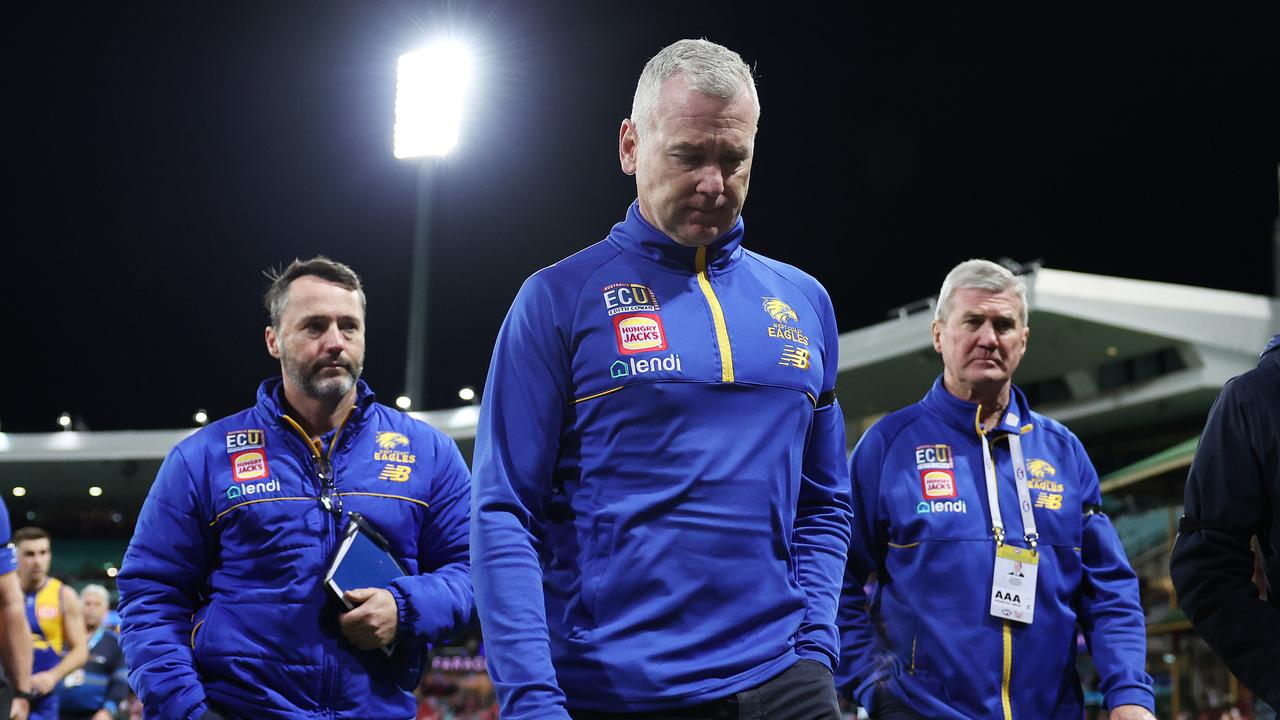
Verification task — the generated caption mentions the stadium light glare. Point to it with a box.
[57,413,72,429]
[394,41,473,159]
[12,487,26,497]
[457,386,476,402]
[194,409,209,425]
[395,395,412,410]
[89,486,103,497]
[106,567,118,578]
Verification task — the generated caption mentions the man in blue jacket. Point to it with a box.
[472,39,852,720]
[0,495,34,720]
[836,259,1156,720]
[119,256,473,720]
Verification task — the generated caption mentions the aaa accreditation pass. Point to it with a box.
[990,544,1038,624]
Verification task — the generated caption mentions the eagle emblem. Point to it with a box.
[762,297,799,324]
[376,432,410,451]
[1027,459,1056,481]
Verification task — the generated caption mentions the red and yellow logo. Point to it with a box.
[231,450,270,482]
[614,313,668,355]
[920,469,957,499]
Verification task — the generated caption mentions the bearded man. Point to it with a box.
[119,256,473,720]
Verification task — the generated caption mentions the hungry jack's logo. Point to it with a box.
[614,314,668,355]
[231,450,269,482]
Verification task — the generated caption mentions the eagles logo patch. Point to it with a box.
[762,297,799,324]
[376,432,410,451]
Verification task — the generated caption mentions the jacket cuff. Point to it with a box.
[387,583,412,644]
[794,647,834,672]
[1106,687,1156,713]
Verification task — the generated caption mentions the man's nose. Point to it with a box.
[695,162,725,196]
[320,324,346,351]
[976,322,999,347]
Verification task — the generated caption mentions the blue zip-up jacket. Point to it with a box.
[836,377,1154,719]
[118,379,473,720]
[472,202,852,719]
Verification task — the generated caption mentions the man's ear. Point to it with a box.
[265,326,281,359]
[931,319,944,354]
[619,118,639,175]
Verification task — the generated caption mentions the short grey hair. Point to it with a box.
[81,583,111,606]
[630,39,759,135]
[935,259,1029,325]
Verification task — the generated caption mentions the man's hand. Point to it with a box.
[339,588,399,650]
[1110,705,1157,720]
[30,671,56,696]
[9,697,28,720]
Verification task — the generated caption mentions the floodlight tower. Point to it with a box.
[394,40,472,410]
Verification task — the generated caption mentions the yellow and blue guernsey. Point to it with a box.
[118,379,473,720]
[836,378,1155,719]
[473,201,853,719]
[27,578,66,673]
[26,577,66,720]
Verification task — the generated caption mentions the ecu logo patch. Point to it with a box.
[602,282,660,317]
[225,429,264,454]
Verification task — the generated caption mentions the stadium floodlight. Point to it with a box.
[89,486,103,497]
[106,567,118,578]
[12,487,26,497]
[395,395,412,410]
[57,413,72,429]
[194,409,209,425]
[457,386,476,402]
[394,41,473,159]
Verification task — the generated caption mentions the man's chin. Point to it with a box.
[303,376,356,402]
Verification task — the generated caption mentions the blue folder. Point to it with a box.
[325,512,406,655]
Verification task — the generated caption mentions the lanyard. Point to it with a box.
[980,428,1039,551]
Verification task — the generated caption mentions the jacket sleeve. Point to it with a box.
[835,427,902,712]
[388,431,474,649]
[1170,377,1280,708]
[471,274,572,720]
[1075,440,1156,713]
[117,445,215,720]
[791,286,853,670]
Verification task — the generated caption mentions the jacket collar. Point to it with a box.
[920,375,1034,438]
[255,377,376,433]
[1262,333,1280,359]
[607,200,746,274]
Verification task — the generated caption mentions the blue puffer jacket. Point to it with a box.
[837,378,1154,719]
[119,379,472,720]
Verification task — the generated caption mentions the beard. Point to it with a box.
[282,351,363,403]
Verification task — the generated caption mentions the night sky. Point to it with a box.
[9,2,1278,433]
